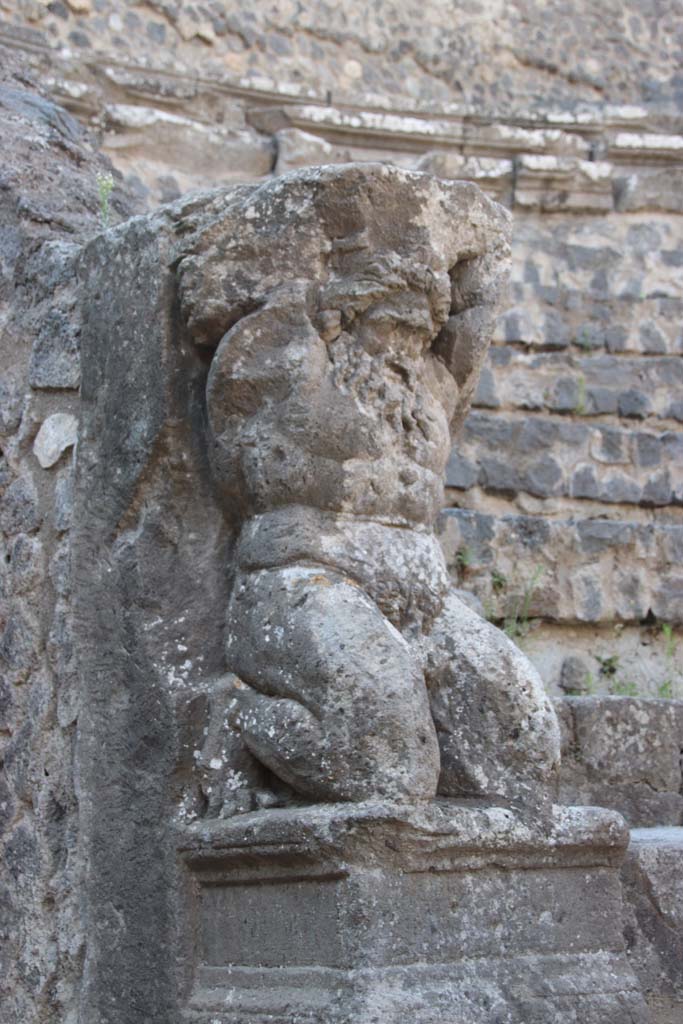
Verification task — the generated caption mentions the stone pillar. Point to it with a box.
[72,165,648,1023]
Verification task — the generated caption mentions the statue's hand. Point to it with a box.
[432,249,509,434]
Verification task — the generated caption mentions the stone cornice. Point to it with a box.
[2,19,682,215]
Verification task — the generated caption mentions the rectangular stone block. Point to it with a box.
[622,827,683,1022]
[178,801,646,1024]
[557,697,683,827]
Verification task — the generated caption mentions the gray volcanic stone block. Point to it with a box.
[557,697,683,827]
[0,475,41,535]
[28,309,80,390]
[618,388,652,419]
[622,828,683,1023]
[178,801,646,1024]
[445,450,478,489]
[74,209,234,1024]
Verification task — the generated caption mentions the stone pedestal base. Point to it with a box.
[178,801,648,1023]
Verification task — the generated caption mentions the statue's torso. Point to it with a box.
[208,323,457,529]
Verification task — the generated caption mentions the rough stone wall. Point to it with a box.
[0,50,138,1024]
[440,202,683,697]
[4,0,683,115]
[4,0,682,699]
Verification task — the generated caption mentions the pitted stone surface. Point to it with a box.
[0,49,139,1024]
[178,801,647,1024]
[556,697,683,827]
[622,828,683,1023]
[176,164,560,811]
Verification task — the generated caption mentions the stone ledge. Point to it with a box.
[248,103,468,152]
[514,155,614,213]
[178,799,629,869]
[605,131,683,163]
[416,151,513,202]
[101,102,274,179]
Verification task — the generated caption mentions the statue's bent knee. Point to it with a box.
[227,565,440,803]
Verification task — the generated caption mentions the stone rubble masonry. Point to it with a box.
[0,48,140,1024]
[3,0,683,120]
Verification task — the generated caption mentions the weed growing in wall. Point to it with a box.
[657,623,681,699]
[96,171,115,229]
[503,564,545,642]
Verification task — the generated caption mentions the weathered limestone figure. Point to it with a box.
[177,164,560,815]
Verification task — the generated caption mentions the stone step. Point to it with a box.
[622,827,683,1024]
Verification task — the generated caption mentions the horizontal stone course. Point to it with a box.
[5,0,683,124]
[438,509,683,624]
[477,350,683,421]
[449,410,683,507]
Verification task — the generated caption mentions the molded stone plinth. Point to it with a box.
[178,801,648,1024]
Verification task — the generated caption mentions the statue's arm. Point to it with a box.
[432,248,509,433]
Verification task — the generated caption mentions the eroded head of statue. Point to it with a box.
[314,243,452,358]
[176,163,510,356]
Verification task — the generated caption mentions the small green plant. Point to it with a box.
[575,328,597,351]
[583,671,596,696]
[610,678,638,697]
[657,623,680,698]
[658,678,674,699]
[455,546,475,571]
[96,171,115,229]
[574,374,588,415]
[504,564,545,642]
[597,653,620,678]
[491,570,507,593]
[597,653,640,695]
[662,622,677,660]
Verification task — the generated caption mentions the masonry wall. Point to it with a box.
[0,49,140,1023]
